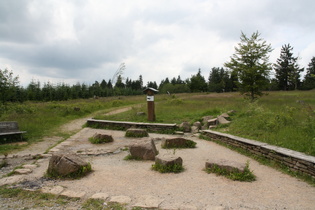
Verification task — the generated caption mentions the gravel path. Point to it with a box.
[1,106,315,209]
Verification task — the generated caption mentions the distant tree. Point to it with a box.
[188,69,208,92]
[274,44,303,90]
[224,31,273,101]
[0,68,20,104]
[302,56,315,90]
[146,81,158,89]
[27,80,41,101]
[100,79,107,89]
[208,67,230,92]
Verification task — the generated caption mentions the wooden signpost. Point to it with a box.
[143,87,158,121]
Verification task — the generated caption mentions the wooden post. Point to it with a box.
[143,87,158,122]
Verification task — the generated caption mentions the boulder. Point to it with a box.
[205,159,245,173]
[202,116,214,125]
[155,154,183,167]
[207,118,218,126]
[136,112,146,116]
[125,128,149,138]
[129,139,158,160]
[191,126,199,134]
[193,121,202,129]
[179,121,191,132]
[217,116,230,125]
[92,133,113,143]
[161,137,196,148]
[220,113,230,119]
[47,154,90,177]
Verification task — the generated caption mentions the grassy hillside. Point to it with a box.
[99,90,315,156]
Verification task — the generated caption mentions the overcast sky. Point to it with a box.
[1,0,314,87]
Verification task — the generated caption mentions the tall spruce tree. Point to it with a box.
[303,56,315,90]
[274,44,302,90]
[224,31,273,101]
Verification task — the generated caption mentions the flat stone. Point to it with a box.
[205,159,246,173]
[61,190,86,198]
[109,195,132,204]
[14,168,32,174]
[41,186,64,194]
[133,195,163,209]
[90,193,109,200]
[217,116,230,125]
[174,131,184,135]
[23,164,37,169]
[208,118,218,126]
[125,128,149,138]
[155,154,183,167]
[0,176,24,186]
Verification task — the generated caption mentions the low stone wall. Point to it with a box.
[201,130,315,178]
[87,119,177,133]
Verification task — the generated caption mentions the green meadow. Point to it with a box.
[1,90,315,156]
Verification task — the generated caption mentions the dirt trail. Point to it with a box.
[13,106,134,157]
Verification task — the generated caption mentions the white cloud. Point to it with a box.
[0,0,315,87]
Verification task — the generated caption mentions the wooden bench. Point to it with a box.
[0,121,26,142]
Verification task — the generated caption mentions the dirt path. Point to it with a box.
[12,106,135,157]
[1,106,315,209]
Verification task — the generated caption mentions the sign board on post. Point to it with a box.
[143,87,158,121]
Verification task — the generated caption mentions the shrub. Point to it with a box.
[151,162,184,173]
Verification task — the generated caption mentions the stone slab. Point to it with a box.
[61,190,86,198]
[90,193,110,200]
[109,195,131,204]
[14,168,32,174]
[133,195,163,209]
[23,164,37,169]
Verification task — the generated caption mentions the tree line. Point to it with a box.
[1,31,315,104]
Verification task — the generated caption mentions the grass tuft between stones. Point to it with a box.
[88,137,112,144]
[151,162,184,173]
[123,154,143,161]
[205,161,256,182]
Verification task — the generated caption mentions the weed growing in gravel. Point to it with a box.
[205,161,256,182]
[151,162,184,173]
[0,160,8,169]
[123,154,143,161]
[88,136,113,144]
[162,139,197,149]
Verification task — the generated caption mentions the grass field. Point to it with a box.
[1,90,314,156]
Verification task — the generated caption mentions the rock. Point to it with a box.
[191,126,199,134]
[47,154,90,178]
[205,159,246,173]
[125,128,149,138]
[179,121,191,132]
[193,121,202,129]
[202,115,214,125]
[227,110,236,114]
[220,113,230,119]
[136,112,146,116]
[90,193,109,200]
[174,131,184,135]
[217,116,230,125]
[133,195,164,209]
[129,139,158,160]
[92,133,114,143]
[14,168,32,174]
[207,118,218,126]
[61,190,86,198]
[22,164,37,169]
[109,195,132,204]
[161,137,196,148]
[155,154,183,167]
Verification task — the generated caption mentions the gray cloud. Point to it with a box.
[0,0,314,86]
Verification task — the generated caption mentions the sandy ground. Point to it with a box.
[1,107,315,209]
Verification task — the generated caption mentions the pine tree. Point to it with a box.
[303,57,315,90]
[224,31,273,101]
[274,44,302,90]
